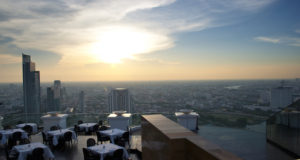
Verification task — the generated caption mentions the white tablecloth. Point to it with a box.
[12,142,55,160]
[88,143,129,160]
[0,129,28,144]
[47,129,77,146]
[16,123,38,133]
[78,123,97,132]
[99,129,126,144]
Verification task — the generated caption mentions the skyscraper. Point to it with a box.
[53,80,61,111]
[46,80,62,111]
[46,87,54,112]
[22,54,41,115]
[108,88,132,113]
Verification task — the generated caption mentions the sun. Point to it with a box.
[90,27,160,64]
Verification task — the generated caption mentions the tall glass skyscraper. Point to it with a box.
[22,54,41,116]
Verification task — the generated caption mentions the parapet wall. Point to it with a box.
[141,114,242,160]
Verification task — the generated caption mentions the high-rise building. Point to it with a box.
[46,80,62,111]
[46,87,54,112]
[53,80,61,111]
[79,91,85,113]
[270,86,293,108]
[108,88,132,113]
[22,54,41,115]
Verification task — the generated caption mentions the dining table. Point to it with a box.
[87,143,129,160]
[99,128,126,144]
[11,142,55,160]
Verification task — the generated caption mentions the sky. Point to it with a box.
[0,0,300,82]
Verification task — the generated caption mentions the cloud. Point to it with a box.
[0,0,276,65]
[296,29,300,34]
[0,35,14,44]
[255,36,300,47]
[255,36,280,43]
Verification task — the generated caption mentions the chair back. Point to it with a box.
[93,124,99,132]
[78,120,83,124]
[122,131,129,141]
[64,131,73,141]
[31,147,44,160]
[99,125,108,131]
[98,120,103,126]
[113,149,123,159]
[12,131,22,141]
[42,132,46,141]
[3,125,12,130]
[83,148,100,160]
[17,121,24,124]
[23,125,33,134]
[86,138,96,147]
[50,126,58,131]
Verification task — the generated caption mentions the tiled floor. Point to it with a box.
[0,131,142,160]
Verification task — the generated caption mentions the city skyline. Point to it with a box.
[0,0,300,82]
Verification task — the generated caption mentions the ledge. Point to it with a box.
[142,114,242,160]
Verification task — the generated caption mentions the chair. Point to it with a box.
[5,147,19,160]
[19,138,30,144]
[82,148,100,160]
[12,131,22,142]
[112,149,123,160]
[115,131,129,147]
[78,120,83,125]
[98,120,103,126]
[121,131,129,142]
[3,125,12,130]
[50,126,58,131]
[22,125,33,138]
[114,137,125,147]
[93,124,99,132]
[17,121,24,124]
[42,132,52,145]
[86,138,96,147]
[27,147,44,160]
[96,132,110,144]
[99,125,108,131]
[64,131,73,145]
[74,124,82,136]
[7,138,17,149]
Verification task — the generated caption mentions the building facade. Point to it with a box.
[108,88,132,113]
[22,54,41,114]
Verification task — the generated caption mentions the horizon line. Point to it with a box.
[0,78,299,84]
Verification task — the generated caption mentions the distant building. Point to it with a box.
[53,80,61,111]
[270,86,293,108]
[108,88,132,113]
[79,91,85,113]
[46,80,62,111]
[22,54,41,114]
[46,87,54,112]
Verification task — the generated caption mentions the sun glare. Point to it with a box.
[90,27,167,63]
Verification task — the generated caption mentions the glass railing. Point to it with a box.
[0,110,268,131]
[0,112,176,130]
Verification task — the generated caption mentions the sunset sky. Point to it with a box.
[0,0,300,82]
